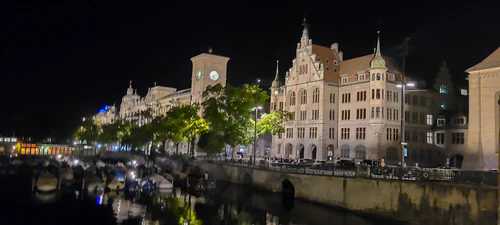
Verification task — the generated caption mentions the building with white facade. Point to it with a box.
[464,47,500,170]
[269,23,456,166]
[104,50,230,154]
[94,104,117,126]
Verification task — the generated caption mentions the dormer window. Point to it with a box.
[334,60,338,65]
[358,74,365,81]
[437,118,445,126]
[453,117,466,125]
[326,66,329,71]
[341,77,348,84]
[389,73,395,81]
[326,58,329,64]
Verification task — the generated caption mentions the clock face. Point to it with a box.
[209,70,219,81]
[197,71,201,80]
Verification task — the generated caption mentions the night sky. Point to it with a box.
[1,1,499,142]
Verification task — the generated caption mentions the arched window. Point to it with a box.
[300,89,307,105]
[341,145,350,158]
[289,92,296,106]
[387,147,397,160]
[312,88,320,103]
[376,73,381,80]
[299,66,302,75]
[372,73,375,81]
[355,146,366,159]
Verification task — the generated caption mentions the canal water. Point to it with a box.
[0,177,402,225]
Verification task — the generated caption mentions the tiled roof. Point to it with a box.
[339,54,400,75]
[466,47,500,72]
[311,44,340,83]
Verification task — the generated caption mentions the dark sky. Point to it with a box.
[1,1,499,142]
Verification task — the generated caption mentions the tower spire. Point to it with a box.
[272,60,280,88]
[369,31,387,70]
[127,80,133,95]
[301,17,309,38]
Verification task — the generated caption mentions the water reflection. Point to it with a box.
[27,182,400,225]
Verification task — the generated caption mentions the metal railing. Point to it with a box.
[204,158,357,178]
[201,158,498,186]
[370,166,498,186]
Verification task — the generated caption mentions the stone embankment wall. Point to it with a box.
[197,162,498,225]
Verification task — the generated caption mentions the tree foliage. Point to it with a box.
[202,83,268,156]
[74,118,98,144]
[257,110,292,135]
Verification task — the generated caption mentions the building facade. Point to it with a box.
[270,25,455,166]
[109,51,230,154]
[465,47,500,170]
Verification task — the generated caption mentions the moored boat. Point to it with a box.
[149,174,173,189]
[36,171,58,193]
[59,164,73,181]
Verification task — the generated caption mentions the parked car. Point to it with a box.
[336,160,356,170]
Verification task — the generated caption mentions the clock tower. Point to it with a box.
[190,50,230,106]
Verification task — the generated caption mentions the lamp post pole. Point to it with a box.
[254,107,258,164]
[253,79,261,164]
[400,37,409,168]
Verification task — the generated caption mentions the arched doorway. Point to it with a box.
[311,145,317,160]
[285,143,293,158]
[298,144,304,159]
[450,154,464,168]
[327,144,334,161]
[355,145,366,160]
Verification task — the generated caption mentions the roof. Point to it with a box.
[339,54,400,75]
[158,88,191,100]
[466,47,500,72]
[311,44,339,83]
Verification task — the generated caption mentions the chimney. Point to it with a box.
[338,51,344,61]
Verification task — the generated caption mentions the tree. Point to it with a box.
[257,110,292,135]
[74,118,98,144]
[166,104,208,156]
[202,83,268,158]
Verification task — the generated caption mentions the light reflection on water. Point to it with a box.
[32,182,401,225]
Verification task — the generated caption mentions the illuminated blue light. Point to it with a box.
[96,195,102,205]
[440,104,445,109]
[104,105,109,110]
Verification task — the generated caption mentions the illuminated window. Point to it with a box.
[426,114,433,125]
[460,89,468,96]
[427,132,433,144]
[440,85,447,94]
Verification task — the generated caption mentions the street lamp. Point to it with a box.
[398,37,411,168]
[253,106,263,164]
[397,81,415,168]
